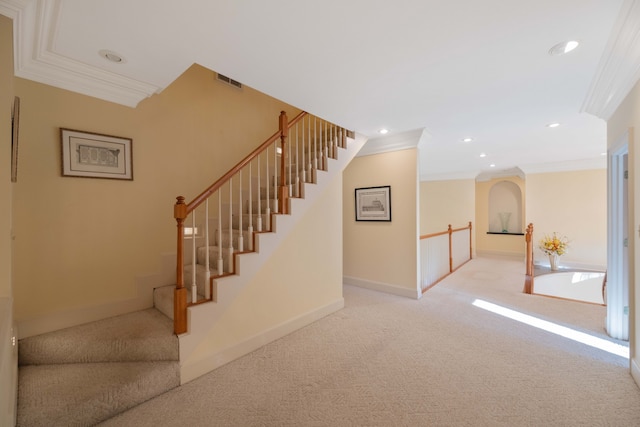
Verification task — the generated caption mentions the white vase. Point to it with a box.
[549,253,559,271]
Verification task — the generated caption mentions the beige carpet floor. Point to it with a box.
[100,256,640,426]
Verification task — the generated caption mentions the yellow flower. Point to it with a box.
[539,232,569,256]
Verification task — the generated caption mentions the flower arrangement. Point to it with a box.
[539,232,569,256]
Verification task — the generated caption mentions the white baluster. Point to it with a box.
[257,154,262,232]
[302,115,311,182]
[265,146,271,231]
[273,141,278,214]
[217,191,223,276]
[288,127,293,198]
[313,117,318,183]
[295,124,299,197]
[329,123,333,159]
[323,120,328,170]
[204,199,210,300]
[191,212,197,303]
[247,162,253,251]
[228,179,234,272]
[238,171,244,252]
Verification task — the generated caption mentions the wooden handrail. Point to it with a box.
[420,221,473,240]
[420,222,473,293]
[523,223,534,294]
[181,111,306,215]
[172,110,344,335]
[420,230,450,239]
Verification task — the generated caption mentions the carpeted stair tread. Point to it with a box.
[17,361,179,426]
[19,308,178,365]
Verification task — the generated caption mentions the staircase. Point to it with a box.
[162,111,358,330]
[159,110,365,382]
[17,308,179,426]
[15,111,365,424]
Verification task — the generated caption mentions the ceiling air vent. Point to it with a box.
[217,73,243,89]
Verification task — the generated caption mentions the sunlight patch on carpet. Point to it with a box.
[472,299,629,359]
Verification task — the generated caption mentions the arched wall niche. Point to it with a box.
[475,173,526,257]
[488,180,523,233]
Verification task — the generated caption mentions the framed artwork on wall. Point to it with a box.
[355,185,391,221]
[11,96,20,183]
[60,128,133,180]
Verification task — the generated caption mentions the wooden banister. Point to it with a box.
[420,222,473,293]
[419,230,450,239]
[184,110,305,214]
[172,110,345,335]
[523,223,534,294]
[173,196,188,334]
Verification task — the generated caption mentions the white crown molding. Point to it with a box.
[420,157,606,182]
[475,167,525,182]
[2,0,159,107]
[356,128,427,157]
[420,170,479,182]
[582,0,640,120]
[0,0,22,19]
[519,157,606,175]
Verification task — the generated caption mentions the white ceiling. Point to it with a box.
[3,0,640,180]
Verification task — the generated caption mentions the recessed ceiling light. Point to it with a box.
[479,153,487,158]
[462,138,473,143]
[378,128,389,135]
[99,49,126,63]
[547,122,560,128]
[601,152,607,156]
[489,164,496,168]
[549,40,579,56]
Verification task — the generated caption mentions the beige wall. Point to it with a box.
[526,169,607,269]
[419,179,475,235]
[343,149,420,298]
[475,176,526,257]
[421,172,606,266]
[12,64,299,332]
[183,174,345,380]
[0,15,13,299]
[0,14,17,426]
[607,79,640,384]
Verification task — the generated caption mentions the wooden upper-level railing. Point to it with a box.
[173,111,347,334]
[419,222,473,293]
[523,223,534,294]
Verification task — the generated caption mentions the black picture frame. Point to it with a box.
[355,185,391,221]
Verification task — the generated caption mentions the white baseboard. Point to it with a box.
[343,276,420,299]
[180,298,344,384]
[632,358,640,387]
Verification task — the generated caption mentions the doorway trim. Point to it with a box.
[607,131,630,340]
